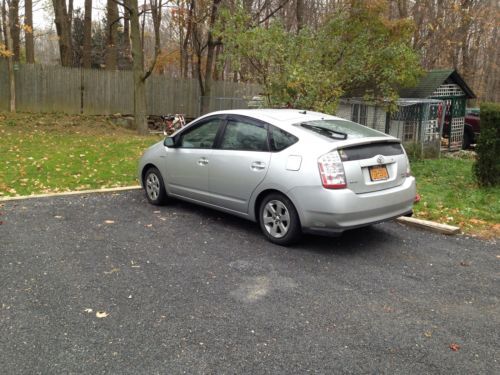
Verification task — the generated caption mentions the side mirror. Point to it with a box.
[164,137,176,148]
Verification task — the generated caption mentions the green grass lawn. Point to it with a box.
[411,155,500,237]
[0,112,162,196]
[1,112,498,237]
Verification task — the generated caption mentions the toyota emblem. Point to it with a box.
[376,155,385,164]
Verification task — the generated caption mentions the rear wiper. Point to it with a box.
[300,123,348,140]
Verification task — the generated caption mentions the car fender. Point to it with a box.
[248,181,307,224]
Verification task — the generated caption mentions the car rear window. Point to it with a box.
[298,119,386,139]
[338,142,404,161]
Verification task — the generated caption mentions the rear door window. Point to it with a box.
[220,120,269,151]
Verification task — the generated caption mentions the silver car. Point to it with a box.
[139,109,416,245]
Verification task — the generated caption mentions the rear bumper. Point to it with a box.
[288,177,416,234]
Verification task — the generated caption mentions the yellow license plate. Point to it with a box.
[369,165,389,181]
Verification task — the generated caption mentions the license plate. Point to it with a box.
[369,165,389,181]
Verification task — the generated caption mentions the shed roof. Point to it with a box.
[399,69,476,99]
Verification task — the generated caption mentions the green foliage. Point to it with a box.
[215,0,422,113]
[474,102,500,186]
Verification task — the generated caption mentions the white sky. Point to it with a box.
[33,0,107,30]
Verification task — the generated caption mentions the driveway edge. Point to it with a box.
[0,186,142,202]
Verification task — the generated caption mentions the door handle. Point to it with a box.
[197,157,209,166]
[251,161,266,171]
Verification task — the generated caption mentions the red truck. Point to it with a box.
[463,108,480,149]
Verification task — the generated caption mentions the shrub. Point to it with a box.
[474,102,500,186]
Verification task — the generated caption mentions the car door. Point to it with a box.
[209,116,272,213]
[165,116,222,203]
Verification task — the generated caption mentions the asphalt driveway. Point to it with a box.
[0,190,498,374]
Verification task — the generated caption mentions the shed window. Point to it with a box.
[352,104,367,125]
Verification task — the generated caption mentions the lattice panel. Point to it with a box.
[424,119,440,142]
[432,84,464,97]
[449,117,465,151]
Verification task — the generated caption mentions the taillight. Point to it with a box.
[403,152,411,177]
[318,150,347,189]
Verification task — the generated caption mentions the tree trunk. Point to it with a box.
[181,0,194,78]
[201,0,222,114]
[52,0,73,66]
[128,0,148,134]
[106,0,119,70]
[296,0,304,33]
[8,0,19,61]
[122,5,132,68]
[82,0,92,68]
[25,0,34,63]
[150,0,162,73]
[1,0,15,111]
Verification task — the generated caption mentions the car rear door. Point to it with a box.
[208,116,271,213]
[165,117,222,203]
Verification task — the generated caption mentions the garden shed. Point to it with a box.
[336,69,476,156]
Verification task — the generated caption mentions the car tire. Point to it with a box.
[144,167,168,205]
[259,193,301,246]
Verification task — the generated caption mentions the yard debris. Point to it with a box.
[449,343,461,351]
[460,261,470,267]
[424,331,433,338]
[96,311,109,318]
[104,220,115,224]
[83,308,93,313]
[104,268,120,274]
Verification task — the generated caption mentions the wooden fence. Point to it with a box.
[0,61,261,117]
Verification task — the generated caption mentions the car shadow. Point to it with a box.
[159,197,398,257]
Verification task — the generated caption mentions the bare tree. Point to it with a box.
[52,0,73,66]
[106,0,119,69]
[8,0,18,60]
[1,0,15,111]
[82,0,92,68]
[25,0,34,63]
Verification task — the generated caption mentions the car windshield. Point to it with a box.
[298,119,386,140]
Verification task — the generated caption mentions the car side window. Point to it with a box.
[180,118,220,149]
[220,120,269,151]
[269,125,298,151]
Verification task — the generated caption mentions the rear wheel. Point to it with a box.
[259,193,301,246]
[144,167,168,205]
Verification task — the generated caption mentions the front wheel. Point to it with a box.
[144,167,168,205]
[259,193,301,246]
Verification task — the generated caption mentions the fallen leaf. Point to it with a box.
[96,311,109,318]
[104,268,120,274]
[449,343,461,351]
[84,308,93,313]
[424,331,432,338]
[54,215,62,219]
[104,220,115,224]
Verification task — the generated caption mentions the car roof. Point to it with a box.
[205,109,342,126]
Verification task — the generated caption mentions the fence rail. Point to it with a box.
[0,61,261,118]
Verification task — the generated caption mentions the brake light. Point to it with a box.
[403,153,411,177]
[318,150,347,189]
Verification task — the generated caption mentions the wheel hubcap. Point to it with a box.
[263,200,290,238]
[146,173,160,200]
